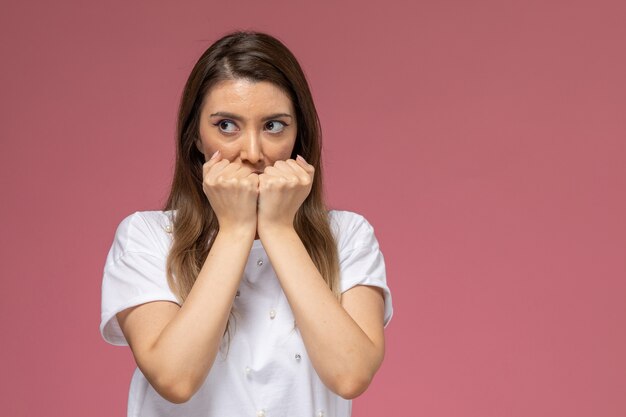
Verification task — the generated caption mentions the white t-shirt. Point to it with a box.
[100,210,393,417]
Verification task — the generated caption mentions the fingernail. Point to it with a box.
[210,150,220,160]
[296,155,306,163]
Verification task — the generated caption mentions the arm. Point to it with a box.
[259,226,386,399]
[117,228,254,403]
[257,157,386,399]
[117,151,259,403]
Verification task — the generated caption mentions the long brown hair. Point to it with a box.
[164,31,340,313]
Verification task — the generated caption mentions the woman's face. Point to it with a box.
[196,78,298,173]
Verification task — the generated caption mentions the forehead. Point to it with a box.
[202,79,294,115]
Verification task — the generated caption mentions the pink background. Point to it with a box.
[1,0,625,416]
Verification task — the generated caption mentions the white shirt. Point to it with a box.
[100,210,393,417]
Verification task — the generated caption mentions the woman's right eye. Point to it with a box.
[214,120,238,133]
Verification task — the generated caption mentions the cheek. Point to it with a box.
[212,142,241,162]
[278,134,298,159]
[197,132,235,160]
[268,144,296,162]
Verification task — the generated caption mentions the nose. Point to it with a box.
[240,130,263,165]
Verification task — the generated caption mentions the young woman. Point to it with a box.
[100,31,393,417]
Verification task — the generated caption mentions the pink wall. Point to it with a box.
[1,0,625,416]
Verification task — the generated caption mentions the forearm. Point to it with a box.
[144,227,255,399]
[259,226,382,398]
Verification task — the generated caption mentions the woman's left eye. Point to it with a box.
[265,121,286,133]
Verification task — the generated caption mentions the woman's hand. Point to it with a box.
[257,155,314,235]
[202,150,259,234]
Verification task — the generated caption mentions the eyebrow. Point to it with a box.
[209,112,293,122]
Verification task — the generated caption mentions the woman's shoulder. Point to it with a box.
[108,210,174,259]
[328,209,378,253]
[328,209,369,228]
[116,210,174,235]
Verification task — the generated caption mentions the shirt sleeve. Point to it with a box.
[336,212,393,328]
[99,212,180,346]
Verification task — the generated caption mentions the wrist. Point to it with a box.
[217,224,257,242]
[257,222,297,241]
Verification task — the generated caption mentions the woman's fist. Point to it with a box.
[202,150,259,233]
[257,155,314,233]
